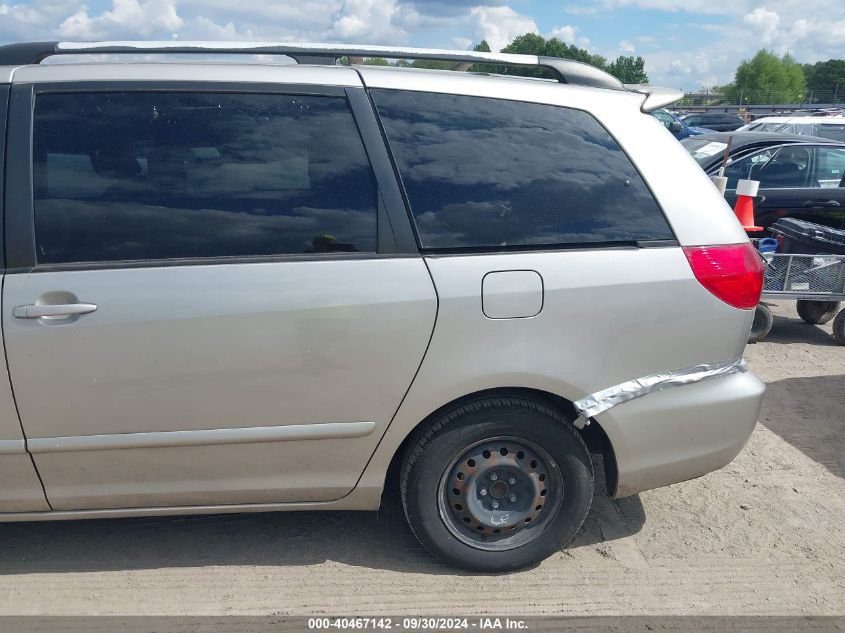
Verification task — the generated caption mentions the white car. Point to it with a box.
[738,116,845,142]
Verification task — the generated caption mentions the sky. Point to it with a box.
[0,0,843,90]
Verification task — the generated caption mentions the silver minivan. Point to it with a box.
[0,42,765,571]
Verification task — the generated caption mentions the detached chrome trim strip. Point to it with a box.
[573,357,748,426]
[28,421,376,453]
[0,439,26,455]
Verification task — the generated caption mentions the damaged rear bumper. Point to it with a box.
[573,356,748,427]
[577,362,765,498]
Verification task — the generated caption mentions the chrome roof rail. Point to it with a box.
[0,41,627,91]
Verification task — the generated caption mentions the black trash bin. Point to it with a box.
[770,218,845,255]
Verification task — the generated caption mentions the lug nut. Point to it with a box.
[508,477,516,485]
[480,488,487,496]
[509,494,517,503]
[490,473,498,481]
[491,500,499,509]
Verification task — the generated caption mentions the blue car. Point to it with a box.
[652,109,712,140]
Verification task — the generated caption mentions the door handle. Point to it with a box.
[13,303,98,319]
[802,199,840,208]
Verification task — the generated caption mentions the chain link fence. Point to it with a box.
[680,88,842,112]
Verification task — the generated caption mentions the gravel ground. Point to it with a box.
[0,301,842,616]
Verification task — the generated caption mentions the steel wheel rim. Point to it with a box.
[437,435,564,552]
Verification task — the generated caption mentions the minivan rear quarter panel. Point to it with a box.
[352,70,758,499]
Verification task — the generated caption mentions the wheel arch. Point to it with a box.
[382,387,618,499]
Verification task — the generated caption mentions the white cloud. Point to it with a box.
[738,8,845,60]
[468,6,538,52]
[452,36,473,49]
[743,7,780,44]
[328,0,405,42]
[549,25,577,42]
[0,0,77,39]
[547,24,591,49]
[601,2,845,87]
[190,15,253,39]
[57,0,184,39]
[644,48,724,90]
[583,0,738,14]
[618,39,635,54]
[0,0,842,94]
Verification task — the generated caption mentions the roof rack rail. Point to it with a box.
[0,41,683,110]
[0,41,627,91]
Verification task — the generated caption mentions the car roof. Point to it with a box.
[681,112,741,117]
[750,116,845,125]
[689,131,844,147]
[0,40,690,113]
[356,63,647,110]
[682,131,844,168]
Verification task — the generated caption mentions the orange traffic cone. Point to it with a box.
[734,179,763,232]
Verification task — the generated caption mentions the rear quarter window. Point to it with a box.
[372,90,674,249]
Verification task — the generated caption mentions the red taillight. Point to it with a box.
[683,243,764,310]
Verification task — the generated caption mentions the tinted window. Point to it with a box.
[726,145,813,189]
[724,148,778,189]
[812,147,845,187]
[756,146,811,188]
[813,124,845,143]
[758,123,790,132]
[373,90,672,248]
[33,92,378,264]
[652,110,674,127]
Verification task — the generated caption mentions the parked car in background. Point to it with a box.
[784,108,844,117]
[682,131,841,166]
[652,108,712,139]
[680,112,745,131]
[738,116,845,142]
[683,132,845,231]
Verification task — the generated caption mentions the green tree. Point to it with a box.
[338,56,390,66]
[472,33,608,78]
[606,55,648,84]
[802,59,845,102]
[722,50,806,104]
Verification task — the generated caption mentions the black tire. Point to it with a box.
[748,303,774,343]
[833,309,845,346]
[400,397,594,572]
[796,300,840,325]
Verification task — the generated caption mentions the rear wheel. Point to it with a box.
[400,397,594,572]
[833,309,845,346]
[796,300,840,325]
[748,303,773,343]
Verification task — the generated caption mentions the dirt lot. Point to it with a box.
[0,300,842,616]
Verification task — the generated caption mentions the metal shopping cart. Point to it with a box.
[751,252,845,344]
